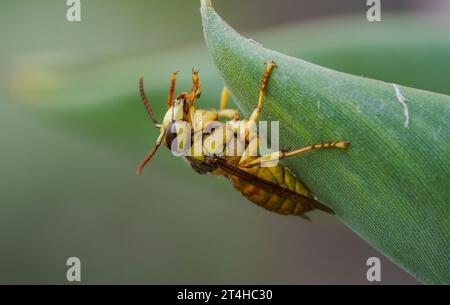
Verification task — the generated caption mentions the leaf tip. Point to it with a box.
[201,0,213,9]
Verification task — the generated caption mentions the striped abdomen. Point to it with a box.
[226,159,314,216]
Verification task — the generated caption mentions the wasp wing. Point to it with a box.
[211,158,335,214]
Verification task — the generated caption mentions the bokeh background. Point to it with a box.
[1,0,449,284]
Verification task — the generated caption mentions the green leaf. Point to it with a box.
[201,0,450,284]
[8,13,450,151]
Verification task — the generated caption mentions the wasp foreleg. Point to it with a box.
[188,69,201,103]
[167,71,179,108]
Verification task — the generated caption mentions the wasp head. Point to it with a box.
[162,93,191,128]
[136,71,200,175]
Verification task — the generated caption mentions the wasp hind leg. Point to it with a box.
[240,141,350,168]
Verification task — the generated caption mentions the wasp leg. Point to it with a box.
[188,69,201,103]
[190,108,226,140]
[240,141,350,168]
[249,60,277,123]
[191,110,217,157]
[220,86,230,110]
[195,110,219,128]
[238,136,260,169]
[218,109,241,121]
[218,87,240,120]
[167,71,179,108]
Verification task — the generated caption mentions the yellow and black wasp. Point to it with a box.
[137,61,349,217]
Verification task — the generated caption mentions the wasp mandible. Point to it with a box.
[137,61,349,217]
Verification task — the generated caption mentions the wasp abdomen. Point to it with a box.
[227,160,314,216]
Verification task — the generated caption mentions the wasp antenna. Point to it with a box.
[139,76,160,128]
[136,142,162,176]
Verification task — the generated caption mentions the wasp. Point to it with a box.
[137,61,349,217]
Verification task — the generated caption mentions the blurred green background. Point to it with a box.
[1,0,449,284]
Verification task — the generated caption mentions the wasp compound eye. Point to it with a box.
[164,123,177,148]
[165,122,192,156]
